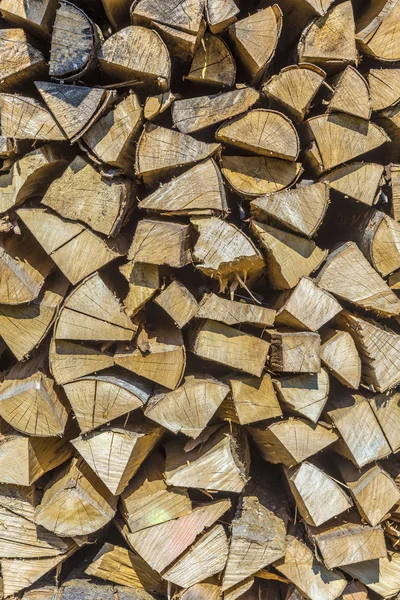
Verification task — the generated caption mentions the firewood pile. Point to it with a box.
[1,0,400,598]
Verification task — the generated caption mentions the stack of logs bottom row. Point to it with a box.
[1,0,400,599]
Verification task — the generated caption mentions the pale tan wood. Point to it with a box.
[0,0,58,36]
[0,483,37,521]
[189,319,270,377]
[370,390,400,452]
[228,6,282,82]
[268,331,321,373]
[163,525,229,588]
[187,33,236,88]
[165,424,249,493]
[327,392,391,467]
[304,113,389,174]
[298,1,357,69]
[321,162,384,206]
[249,418,338,468]
[145,375,229,438]
[156,281,198,329]
[263,63,325,121]
[275,277,342,331]
[390,163,400,220]
[98,26,171,91]
[136,124,220,184]
[172,88,259,134]
[139,159,228,217]
[338,460,400,526]
[128,219,191,268]
[205,0,239,33]
[180,583,222,600]
[221,155,302,198]
[320,328,361,390]
[340,581,370,600]
[192,217,265,291]
[34,457,117,537]
[197,293,275,328]
[120,262,160,317]
[17,208,124,285]
[251,182,329,238]
[150,20,205,62]
[327,66,372,119]
[49,1,99,82]
[49,338,114,385]
[0,29,46,92]
[251,221,327,290]
[63,370,151,434]
[131,0,204,34]
[86,543,164,593]
[220,373,282,425]
[356,0,400,62]
[115,321,186,390]
[0,94,66,140]
[342,553,400,598]
[274,536,347,600]
[273,369,329,423]
[216,109,299,161]
[369,68,400,111]
[144,91,177,122]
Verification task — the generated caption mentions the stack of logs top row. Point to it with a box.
[1,0,400,598]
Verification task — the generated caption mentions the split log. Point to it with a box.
[355,0,400,62]
[275,277,342,331]
[196,294,275,328]
[154,281,198,329]
[180,584,222,600]
[320,328,361,390]
[34,457,117,537]
[216,109,300,161]
[338,460,400,526]
[135,124,220,184]
[370,390,400,452]
[221,155,302,198]
[263,63,325,122]
[144,90,177,122]
[249,418,337,467]
[131,0,204,36]
[274,536,347,600]
[120,450,192,534]
[285,462,352,526]
[49,1,99,82]
[273,369,329,423]
[340,582,370,600]
[0,94,65,140]
[120,261,160,317]
[71,422,163,495]
[128,219,191,268]
[298,1,357,70]
[326,66,371,120]
[186,34,236,88]
[138,159,228,217]
[369,68,400,111]
[189,319,270,377]
[390,163,400,220]
[114,321,186,390]
[219,373,282,425]
[62,370,152,433]
[98,26,171,91]
[327,391,391,468]
[49,339,114,385]
[303,113,390,174]
[268,331,321,373]
[17,208,126,285]
[0,29,46,92]
[250,182,329,238]
[342,553,400,598]
[0,0,58,37]
[145,375,229,438]
[228,6,282,83]
[316,241,400,317]
[251,221,327,290]
[192,217,265,291]
[172,88,259,134]
[321,162,384,206]
[205,0,239,33]
[165,424,249,493]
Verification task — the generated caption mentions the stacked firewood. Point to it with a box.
[1,0,400,598]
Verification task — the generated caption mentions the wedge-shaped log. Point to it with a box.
[356,0,400,62]
[0,94,65,140]
[190,319,270,377]
[172,88,259,134]
[197,294,275,328]
[55,273,135,342]
[275,277,341,331]
[187,34,236,88]
[192,217,265,291]
[228,6,282,82]
[249,418,338,468]
[63,370,151,434]
[0,29,46,92]
[219,373,282,425]
[205,0,239,33]
[369,68,400,111]
[0,0,58,36]
[17,209,124,285]
[221,155,302,198]
[263,63,325,122]
[320,328,361,390]
[120,262,160,317]
[50,339,114,386]
[139,160,228,217]
[321,162,384,206]
[144,90,176,122]
[155,281,198,329]
[390,163,400,220]
[340,582,369,600]
[343,552,400,599]
[131,0,204,34]
[147,20,205,62]
[370,390,400,452]
[42,156,133,236]
[145,375,229,438]
[268,331,321,373]
[98,26,170,91]
[165,424,249,493]
[273,369,329,423]
[251,222,327,290]
[327,65,371,120]
[274,536,347,600]
[251,182,329,238]
[216,109,299,161]
[34,458,117,537]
